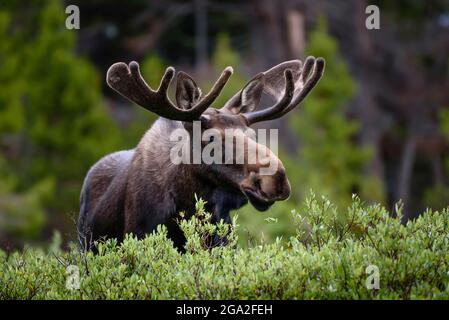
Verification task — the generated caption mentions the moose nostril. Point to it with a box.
[276,171,290,200]
[277,169,286,180]
[281,181,291,200]
[249,172,261,189]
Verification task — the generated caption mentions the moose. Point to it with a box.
[77,56,325,251]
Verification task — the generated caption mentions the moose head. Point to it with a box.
[106,57,325,212]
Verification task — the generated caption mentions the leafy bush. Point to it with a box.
[1,194,448,300]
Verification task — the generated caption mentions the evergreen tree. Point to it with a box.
[0,0,120,243]
[424,109,449,209]
[287,18,384,208]
[236,19,384,245]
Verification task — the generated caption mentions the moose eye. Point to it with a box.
[200,115,210,128]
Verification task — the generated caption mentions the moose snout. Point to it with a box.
[241,168,291,205]
[265,169,291,201]
[278,171,291,200]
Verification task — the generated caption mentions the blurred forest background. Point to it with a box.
[1,0,449,249]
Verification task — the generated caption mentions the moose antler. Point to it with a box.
[242,56,325,125]
[106,61,233,122]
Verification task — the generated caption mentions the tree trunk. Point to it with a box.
[396,136,417,221]
[195,0,208,72]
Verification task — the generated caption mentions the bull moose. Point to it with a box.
[77,56,325,251]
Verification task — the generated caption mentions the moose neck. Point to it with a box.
[133,118,209,216]
[132,117,246,221]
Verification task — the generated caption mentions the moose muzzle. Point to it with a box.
[239,138,291,211]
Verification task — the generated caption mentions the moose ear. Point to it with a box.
[176,72,202,110]
[223,73,264,114]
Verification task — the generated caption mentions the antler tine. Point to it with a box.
[242,56,325,124]
[107,61,232,122]
[243,69,295,125]
[107,61,179,120]
[192,66,233,112]
[274,57,325,118]
[301,56,316,83]
[157,65,176,94]
[129,61,175,96]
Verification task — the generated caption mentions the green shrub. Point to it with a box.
[0,194,448,300]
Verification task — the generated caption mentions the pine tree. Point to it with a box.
[287,17,383,208]
[0,0,120,243]
[235,19,384,245]
[424,109,449,209]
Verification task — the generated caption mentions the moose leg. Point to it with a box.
[84,204,124,252]
[80,178,127,251]
[165,218,187,253]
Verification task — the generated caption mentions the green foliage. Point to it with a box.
[234,197,297,247]
[178,195,238,253]
[0,178,54,240]
[0,195,447,299]
[0,0,121,239]
[424,109,449,209]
